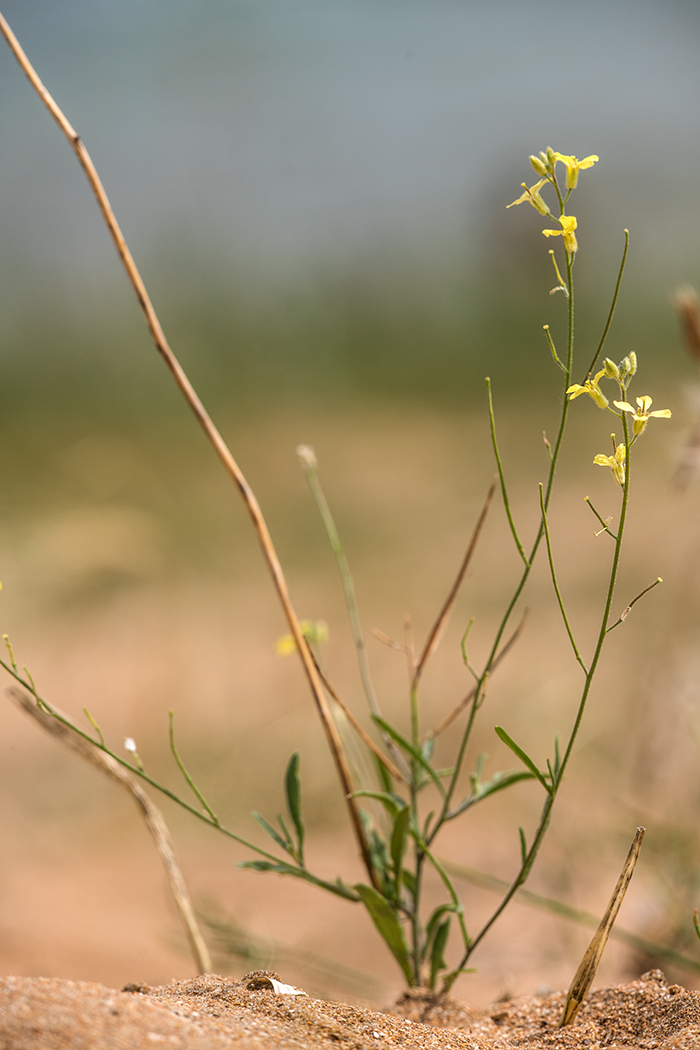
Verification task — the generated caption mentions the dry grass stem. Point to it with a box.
[308,649,408,785]
[427,610,528,740]
[414,478,497,680]
[558,827,645,1028]
[5,686,212,975]
[0,10,378,890]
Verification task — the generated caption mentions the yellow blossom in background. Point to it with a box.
[594,440,626,486]
[506,178,550,216]
[543,214,578,253]
[567,368,608,409]
[613,395,671,436]
[554,152,599,189]
[276,619,329,655]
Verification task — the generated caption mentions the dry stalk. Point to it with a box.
[0,11,378,889]
[307,647,407,785]
[427,609,528,739]
[414,477,497,681]
[6,686,212,975]
[559,827,645,1028]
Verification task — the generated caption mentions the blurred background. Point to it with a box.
[1,0,700,1010]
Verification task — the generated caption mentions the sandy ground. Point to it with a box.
[1,968,699,1049]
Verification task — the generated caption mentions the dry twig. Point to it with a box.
[0,10,377,890]
[6,686,212,975]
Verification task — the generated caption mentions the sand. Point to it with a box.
[0,968,698,1049]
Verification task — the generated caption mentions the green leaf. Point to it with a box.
[284,752,305,864]
[372,716,445,797]
[449,769,536,818]
[424,903,459,959]
[494,726,551,793]
[238,860,359,901]
[252,812,293,856]
[352,790,406,819]
[401,869,416,896]
[374,751,393,794]
[390,805,411,883]
[519,827,528,866]
[354,883,413,984]
[429,918,451,990]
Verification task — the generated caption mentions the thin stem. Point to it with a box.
[416,837,470,954]
[543,325,566,371]
[169,711,219,824]
[2,663,360,902]
[446,417,634,987]
[0,13,379,890]
[582,229,629,381]
[414,478,496,681]
[606,576,662,633]
[442,860,700,978]
[584,496,618,541]
[487,379,528,565]
[297,446,380,718]
[426,610,528,740]
[307,647,407,784]
[539,484,588,674]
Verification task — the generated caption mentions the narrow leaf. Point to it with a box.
[238,860,359,901]
[495,725,550,793]
[284,752,305,864]
[353,790,405,819]
[374,751,393,794]
[390,806,411,880]
[372,716,445,796]
[429,918,451,990]
[355,883,413,984]
[449,769,535,818]
[252,812,293,856]
[424,903,458,960]
[519,827,527,867]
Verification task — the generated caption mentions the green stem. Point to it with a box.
[539,483,588,674]
[299,451,381,718]
[2,660,359,901]
[434,251,575,833]
[582,229,629,381]
[444,415,633,991]
[487,378,528,566]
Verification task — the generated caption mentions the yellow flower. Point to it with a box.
[553,152,599,189]
[567,368,608,409]
[594,440,626,486]
[613,395,672,436]
[506,178,550,216]
[542,214,578,254]
[276,619,329,655]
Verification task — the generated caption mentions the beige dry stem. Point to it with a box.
[558,826,645,1027]
[0,10,378,891]
[6,685,212,975]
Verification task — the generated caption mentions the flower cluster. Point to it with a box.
[507,149,598,255]
[566,353,671,486]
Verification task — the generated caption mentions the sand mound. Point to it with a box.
[0,968,698,1049]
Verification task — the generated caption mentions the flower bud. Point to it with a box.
[627,350,638,376]
[530,154,548,177]
[296,444,318,471]
[603,358,620,379]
